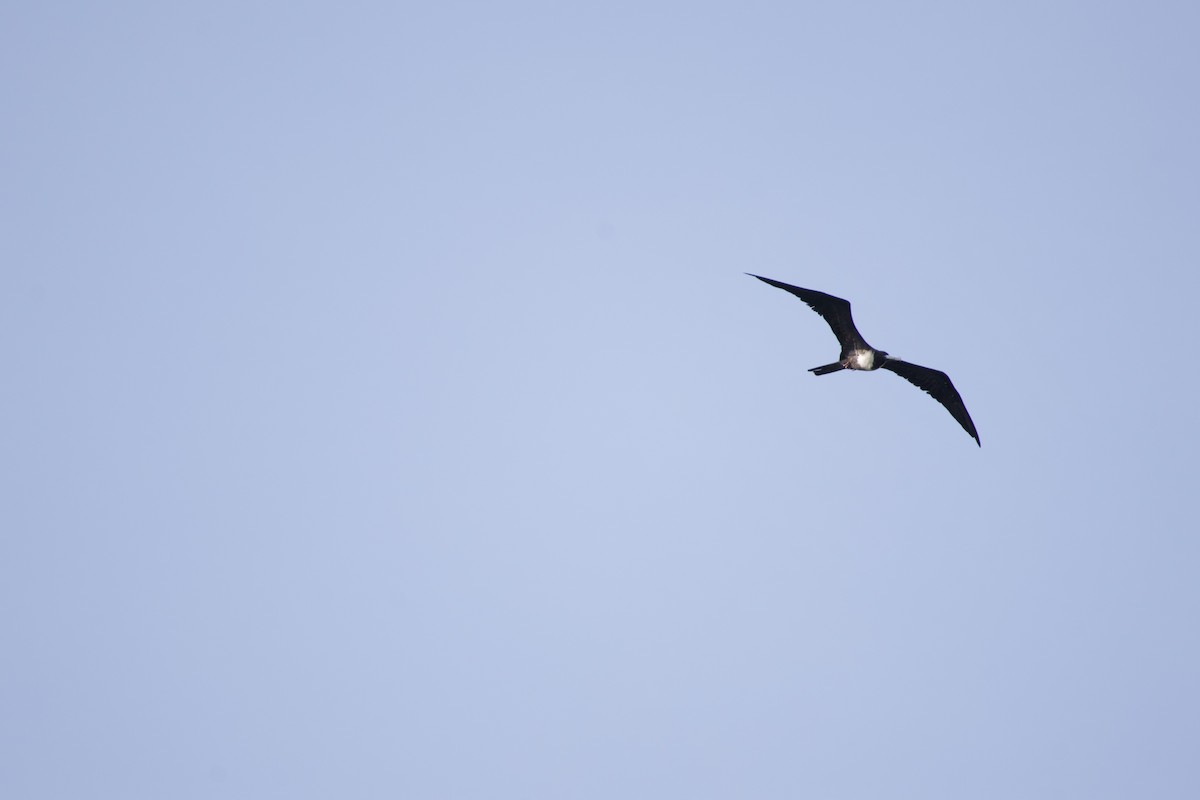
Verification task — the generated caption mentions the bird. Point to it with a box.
[748,273,980,446]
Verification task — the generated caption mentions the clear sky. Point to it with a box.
[3,1,1199,797]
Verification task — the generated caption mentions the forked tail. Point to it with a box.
[809,362,845,376]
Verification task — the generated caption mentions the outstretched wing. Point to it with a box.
[747,274,870,353]
[880,359,980,446]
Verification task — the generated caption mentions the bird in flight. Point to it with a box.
[748,274,980,446]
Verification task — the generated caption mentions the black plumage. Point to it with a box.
[749,273,980,446]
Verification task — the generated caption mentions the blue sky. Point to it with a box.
[3,1,1199,797]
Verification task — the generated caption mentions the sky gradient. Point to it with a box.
[4,2,1199,797]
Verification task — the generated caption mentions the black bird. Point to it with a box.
[749,274,980,446]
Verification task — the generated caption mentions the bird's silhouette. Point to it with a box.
[749,273,980,446]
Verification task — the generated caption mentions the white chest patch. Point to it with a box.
[850,350,875,370]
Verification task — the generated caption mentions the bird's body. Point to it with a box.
[749,273,980,446]
[845,348,879,371]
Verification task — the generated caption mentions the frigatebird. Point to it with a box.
[749,274,980,446]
